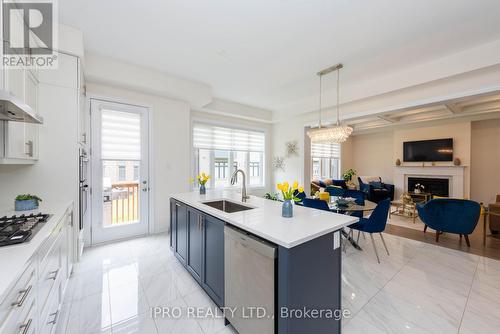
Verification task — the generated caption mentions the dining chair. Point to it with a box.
[325,185,345,197]
[302,198,331,211]
[349,199,391,263]
[343,189,366,220]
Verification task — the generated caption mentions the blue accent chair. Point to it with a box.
[358,176,395,203]
[325,186,345,197]
[302,198,330,212]
[349,199,391,263]
[417,199,481,247]
[293,189,306,203]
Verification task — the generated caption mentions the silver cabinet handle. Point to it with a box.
[48,311,58,325]
[11,285,32,307]
[19,318,32,334]
[24,141,33,157]
[48,269,59,280]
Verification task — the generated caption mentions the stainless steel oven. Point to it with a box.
[79,148,89,230]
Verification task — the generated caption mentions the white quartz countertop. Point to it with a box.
[171,190,358,248]
[0,201,73,304]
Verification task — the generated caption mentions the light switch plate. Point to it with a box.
[333,231,340,250]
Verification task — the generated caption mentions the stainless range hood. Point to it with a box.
[0,90,43,124]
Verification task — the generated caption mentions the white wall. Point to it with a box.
[272,118,306,191]
[86,82,191,234]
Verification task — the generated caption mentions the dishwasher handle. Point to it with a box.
[225,225,277,259]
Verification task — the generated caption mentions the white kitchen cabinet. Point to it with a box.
[0,207,74,334]
[1,64,40,163]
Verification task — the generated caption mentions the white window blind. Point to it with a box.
[101,109,141,160]
[311,142,340,158]
[193,123,265,152]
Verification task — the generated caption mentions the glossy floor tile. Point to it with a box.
[55,233,500,334]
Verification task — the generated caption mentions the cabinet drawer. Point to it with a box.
[0,294,36,334]
[39,283,60,334]
[38,218,64,274]
[38,235,62,313]
[0,261,36,329]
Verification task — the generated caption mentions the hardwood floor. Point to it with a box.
[385,218,500,260]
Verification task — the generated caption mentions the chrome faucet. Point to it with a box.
[231,169,250,202]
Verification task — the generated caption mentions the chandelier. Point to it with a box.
[307,63,353,143]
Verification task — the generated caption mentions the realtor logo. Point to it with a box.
[2,0,58,68]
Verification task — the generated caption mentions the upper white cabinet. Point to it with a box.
[0,67,40,163]
[1,52,80,164]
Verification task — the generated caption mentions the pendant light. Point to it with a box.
[307,63,353,143]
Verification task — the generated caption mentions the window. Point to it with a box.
[193,123,266,188]
[311,142,341,180]
[118,164,126,181]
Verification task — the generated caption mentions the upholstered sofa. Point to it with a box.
[358,176,395,203]
[489,195,500,234]
[311,179,347,195]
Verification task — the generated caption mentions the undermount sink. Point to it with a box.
[202,200,254,213]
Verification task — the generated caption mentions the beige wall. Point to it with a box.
[470,119,500,204]
[349,131,394,185]
[342,121,473,197]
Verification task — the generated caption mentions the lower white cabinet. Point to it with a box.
[0,207,73,334]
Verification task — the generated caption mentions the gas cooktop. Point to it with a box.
[0,213,51,247]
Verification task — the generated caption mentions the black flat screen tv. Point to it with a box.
[403,138,453,162]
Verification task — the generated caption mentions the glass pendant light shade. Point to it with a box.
[307,63,352,143]
[307,125,353,143]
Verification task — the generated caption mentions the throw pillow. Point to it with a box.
[370,181,383,189]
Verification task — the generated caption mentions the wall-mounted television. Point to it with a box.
[403,138,453,162]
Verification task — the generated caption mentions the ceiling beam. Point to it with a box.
[445,103,462,114]
[377,115,397,123]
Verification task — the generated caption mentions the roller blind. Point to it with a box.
[101,109,141,160]
[193,123,265,152]
[311,142,340,158]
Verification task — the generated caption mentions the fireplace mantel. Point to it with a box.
[393,166,465,198]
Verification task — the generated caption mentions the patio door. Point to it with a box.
[90,99,150,244]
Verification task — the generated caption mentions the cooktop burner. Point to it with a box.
[0,213,51,247]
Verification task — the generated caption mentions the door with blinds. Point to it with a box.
[90,99,149,244]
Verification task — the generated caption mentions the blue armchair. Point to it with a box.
[417,199,481,247]
[358,176,394,203]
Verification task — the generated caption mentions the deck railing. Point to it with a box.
[111,182,139,224]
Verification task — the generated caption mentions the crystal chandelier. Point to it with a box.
[307,63,353,143]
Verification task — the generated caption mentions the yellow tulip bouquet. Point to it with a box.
[196,172,210,194]
[197,172,210,185]
[277,181,304,218]
[277,181,304,202]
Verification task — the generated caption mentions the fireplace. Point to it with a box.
[407,177,449,197]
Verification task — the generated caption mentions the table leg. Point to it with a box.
[483,212,487,246]
[342,228,363,251]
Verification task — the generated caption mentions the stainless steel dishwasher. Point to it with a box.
[224,225,277,334]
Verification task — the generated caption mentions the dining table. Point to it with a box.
[308,196,378,250]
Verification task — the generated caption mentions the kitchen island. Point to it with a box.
[170,190,358,334]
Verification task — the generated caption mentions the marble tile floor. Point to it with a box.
[55,233,500,334]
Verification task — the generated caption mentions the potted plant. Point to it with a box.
[196,173,210,195]
[15,194,42,211]
[342,168,357,189]
[277,181,304,218]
